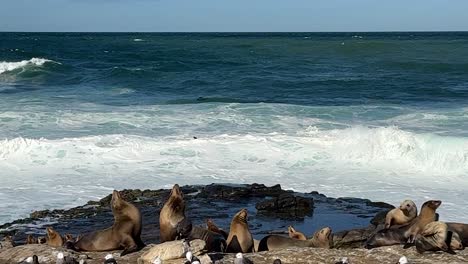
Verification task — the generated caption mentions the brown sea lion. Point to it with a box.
[26,234,37,244]
[450,231,464,250]
[385,200,418,229]
[206,219,229,240]
[71,190,144,256]
[1,235,15,249]
[414,221,454,253]
[226,209,254,253]
[258,227,332,251]
[365,200,441,248]
[288,226,307,240]
[447,222,468,246]
[46,227,64,247]
[37,237,47,244]
[159,184,192,243]
[189,226,227,252]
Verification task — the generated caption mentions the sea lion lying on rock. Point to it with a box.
[69,190,145,256]
[258,227,333,251]
[415,221,458,254]
[366,200,441,248]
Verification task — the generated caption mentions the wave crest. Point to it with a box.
[0,58,59,74]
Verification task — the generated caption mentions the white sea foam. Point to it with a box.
[0,58,57,74]
[133,38,144,42]
[0,125,467,224]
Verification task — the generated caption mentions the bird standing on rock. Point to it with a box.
[104,254,117,264]
[234,253,253,264]
[335,257,349,264]
[185,251,200,264]
[397,256,408,264]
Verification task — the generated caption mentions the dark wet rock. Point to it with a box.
[255,193,313,218]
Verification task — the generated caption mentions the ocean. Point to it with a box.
[0,32,468,225]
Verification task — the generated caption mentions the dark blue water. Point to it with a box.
[0,32,468,225]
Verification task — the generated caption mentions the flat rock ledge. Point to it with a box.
[1,244,467,264]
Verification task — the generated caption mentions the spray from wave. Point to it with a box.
[0,58,59,74]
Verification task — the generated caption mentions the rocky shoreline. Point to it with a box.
[1,183,466,263]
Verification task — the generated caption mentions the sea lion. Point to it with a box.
[26,234,37,244]
[37,237,47,244]
[385,200,418,229]
[365,200,441,248]
[414,221,455,253]
[159,184,192,243]
[72,190,144,256]
[447,222,468,246]
[288,226,307,240]
[46,227,64,247]
[0,235,15,249]
[258,227,333,251]
[189,226,227,252]
[206,219,229,240]
[226,209,254,253]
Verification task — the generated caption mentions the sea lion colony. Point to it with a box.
[8,184,468,261]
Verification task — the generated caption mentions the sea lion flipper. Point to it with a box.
[445,231,456,255]
[120,236,138,256]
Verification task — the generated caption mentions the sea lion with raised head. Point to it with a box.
[288,226,307,240]
[365,200,441,248]
[46,227,64,247]
[206,219,229,240]
[385,200,418,229]
[414,221,456,254]
[258,227,333,251]
[71,190,144,256]
[159,184,192,242]
[226,209,254,253]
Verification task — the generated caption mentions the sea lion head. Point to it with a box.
[168,184,185,214]
[450,232,464,250]
[288,226,307,240]
[312,227,333,248]
[46,227,59,240]
[233,208,248,223]
[207,219,220,232]
[399,200,417,215]
[37,236,46,244]
[111,190,129,212]
[46,227,64,246]
[64,234,74,242]
[422,200,441,210]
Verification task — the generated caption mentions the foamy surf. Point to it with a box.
[0,127,467,224]
[0,58,58,74]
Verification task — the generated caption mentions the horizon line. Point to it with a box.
[1,30,468,34]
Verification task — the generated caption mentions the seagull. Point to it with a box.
[397,256,408,264]
[335,257,349,264]
[104,254,117,264]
